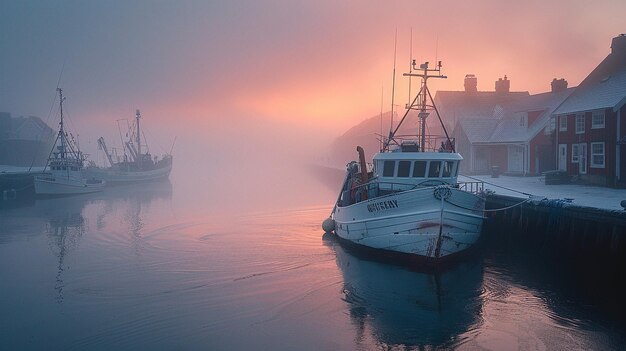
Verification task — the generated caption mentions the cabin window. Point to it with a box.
[397,161,411,177]
[575,114,585,134]
[591,142,605,168]
[412,161,427,177]
[592,111,605,129]
[454,162,460,176]
[428,161,441,178]
[442,161,454,177]
[383,160,396,177]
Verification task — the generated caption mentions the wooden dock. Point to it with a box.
[0,171,39,203]
[485,194,626,267]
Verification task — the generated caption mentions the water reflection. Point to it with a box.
[0,181,173,303]
[94,180,173,233]
[324,233,484,349]
[42,197,87,303]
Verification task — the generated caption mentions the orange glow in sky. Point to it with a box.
[2,0,626,139]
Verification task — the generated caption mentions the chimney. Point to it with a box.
[551,78,568,93]
[495,75,510,94]
[611,34,626,56]
[464,74,477,93]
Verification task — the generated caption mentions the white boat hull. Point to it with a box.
[34,175,105,195]
[333,186,485,260]
[85,163,171,184]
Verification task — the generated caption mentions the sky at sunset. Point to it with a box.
[1,0,626,155]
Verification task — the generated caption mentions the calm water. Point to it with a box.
[1,175,625,350]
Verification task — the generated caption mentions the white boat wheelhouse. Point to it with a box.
[374,149,462,189]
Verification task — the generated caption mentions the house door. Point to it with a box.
[507,145,524,173]
[558,144,567,171]
[579,143,587,174]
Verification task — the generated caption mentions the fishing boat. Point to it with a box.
[34,88,105,196]
[85,109,173,184]
[322,61,486,263]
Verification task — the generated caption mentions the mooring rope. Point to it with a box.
[461,174,534,197]
[444,196,532,213]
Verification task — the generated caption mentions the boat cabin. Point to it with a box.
[373,149,463,191]
[338,149,464,207]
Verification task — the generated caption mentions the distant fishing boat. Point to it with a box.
[85,109,173,184]
[323,61,486,263]
[34,88,105,196]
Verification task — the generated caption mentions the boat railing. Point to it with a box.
[457,180,484,195]
[340,179,485,206]
[387,135,456,153]
[339,180,414,206]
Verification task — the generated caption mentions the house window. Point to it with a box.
[571,144,579,163]
[575,114,585,134]
[590,142,605,168]
[548,116,556,133]
[559,115,567,131]
[592,111,605,129]
[383,160,395,177]
[397,160,411,177]
[519,113,527,127]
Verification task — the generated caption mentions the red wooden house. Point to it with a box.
[553,34,626,187]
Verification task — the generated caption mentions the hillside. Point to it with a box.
[328,110,424,166]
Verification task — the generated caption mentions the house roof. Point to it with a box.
[458,118,500,143]
[488,88,575,143]
[8,116,55,141]
[553,44,626,115]
[435,91,530,124]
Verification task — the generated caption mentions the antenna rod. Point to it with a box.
[408,27,412,105]
[389,28,397,143]
[379,86,384,152]
[169,136,177,155]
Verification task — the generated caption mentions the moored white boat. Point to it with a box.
[85,109,173,184]
[34,88,105,196]
[324,61,486,263]
[34,174,105,195]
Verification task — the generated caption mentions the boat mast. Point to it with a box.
[405,61,446,151]
[97,137,115,166]
[135,109,142,168]
[58,88,66,159]
[136,109,141,157]
[384,60,449,152]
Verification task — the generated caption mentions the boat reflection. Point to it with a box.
[0,181,173,302]
[94,180,173,233]
[324,233,484,349]
[42,196,87,303]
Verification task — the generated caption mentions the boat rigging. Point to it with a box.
[383,60,454,153]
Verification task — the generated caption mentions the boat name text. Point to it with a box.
[367,200,399,213]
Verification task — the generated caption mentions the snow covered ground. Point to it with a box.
[459,175,626,211]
